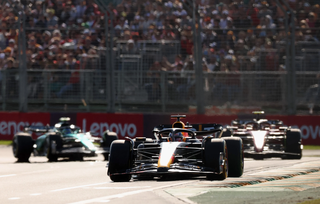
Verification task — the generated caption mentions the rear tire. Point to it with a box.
[101,131,118,161]
[224,137,244,177]
[203,138,228,180]
[108,140,133,182]
[285,129,302,159]
[12,133,34,162]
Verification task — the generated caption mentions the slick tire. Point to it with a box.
[12,133,34,162]
[203,138,228,180]
[108,140,133,182]
[285,129,302,159]
[102,131,118,161]
[224,137,244,177]
[45,134,62,162]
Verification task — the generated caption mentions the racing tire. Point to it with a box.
[224,137,244,177]
[12,133,34,162]
[203,138,228,180]
[45,134,62,162]
[285,129,302,159]
[101,131,118,161]
[108,140,133,182]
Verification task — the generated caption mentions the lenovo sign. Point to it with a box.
[77,113,143,138]
[300,125,320,140]
[0,112,50,140]
[82,119,137,137]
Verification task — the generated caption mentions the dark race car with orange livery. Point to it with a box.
[107,115,244,182]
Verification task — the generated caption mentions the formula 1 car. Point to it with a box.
[221,111,303,160]
[12,117,118,162]
[107,115,244,182]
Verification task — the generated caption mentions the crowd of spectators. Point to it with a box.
[0,0,319,102]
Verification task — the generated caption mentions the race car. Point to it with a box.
[107,115,244,182]
[221,111,303,160]
[12,117,118,162]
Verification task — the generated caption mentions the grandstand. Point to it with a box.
[0,0,319,114]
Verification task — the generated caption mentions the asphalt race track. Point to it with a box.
[1,145,320,204]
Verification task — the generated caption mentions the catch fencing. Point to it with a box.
[1,0,320,114]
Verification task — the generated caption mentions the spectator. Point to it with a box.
[5,57,18,98]
[145,61,164,101]
[56,60,81,98]
[3,38,16,57]
[247,3,260,27]
[258,2,273,19]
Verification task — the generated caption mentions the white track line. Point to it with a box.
[0,174,16,178]
[68,181,193,204]
[51,182,110,192]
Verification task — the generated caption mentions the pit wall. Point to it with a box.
[0,112,319,145]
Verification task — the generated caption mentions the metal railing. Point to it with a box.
[1,69,315,114]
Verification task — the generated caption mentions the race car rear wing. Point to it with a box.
[24,125,54,133]
[153,123,223,132]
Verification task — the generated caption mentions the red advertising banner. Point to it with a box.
[0,112,50,140]
[76,113,144,139]
[0,112,319,145]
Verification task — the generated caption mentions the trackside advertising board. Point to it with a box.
[0,112,50,140]
[0,112,319,145]
[76,113,144,139]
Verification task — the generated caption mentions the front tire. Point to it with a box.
[45,134,62,162]
[285,129,302,159]
[108,140,133,182]
[12,133,34,162]
[224,137,244,177]
[203,138,228,180]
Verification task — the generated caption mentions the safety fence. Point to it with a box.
[0,68,317,114]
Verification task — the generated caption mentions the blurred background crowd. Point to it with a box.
[1,0,320,69]
[0,0,320,108]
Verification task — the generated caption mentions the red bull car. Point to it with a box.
[221,111,303,160]
[107,115,244,182]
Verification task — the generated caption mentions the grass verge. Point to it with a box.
[298,198,320,204]
[303,145,320,150]
[0,140,12,145]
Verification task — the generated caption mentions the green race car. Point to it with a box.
[12,117,118,162]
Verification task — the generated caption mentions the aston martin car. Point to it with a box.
[107,115,244,182]
[12,117,118,162]
[221,111,303,160]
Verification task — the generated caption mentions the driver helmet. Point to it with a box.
[62,128,72,134]
[253,123,259,130]
[169,132,184,141]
